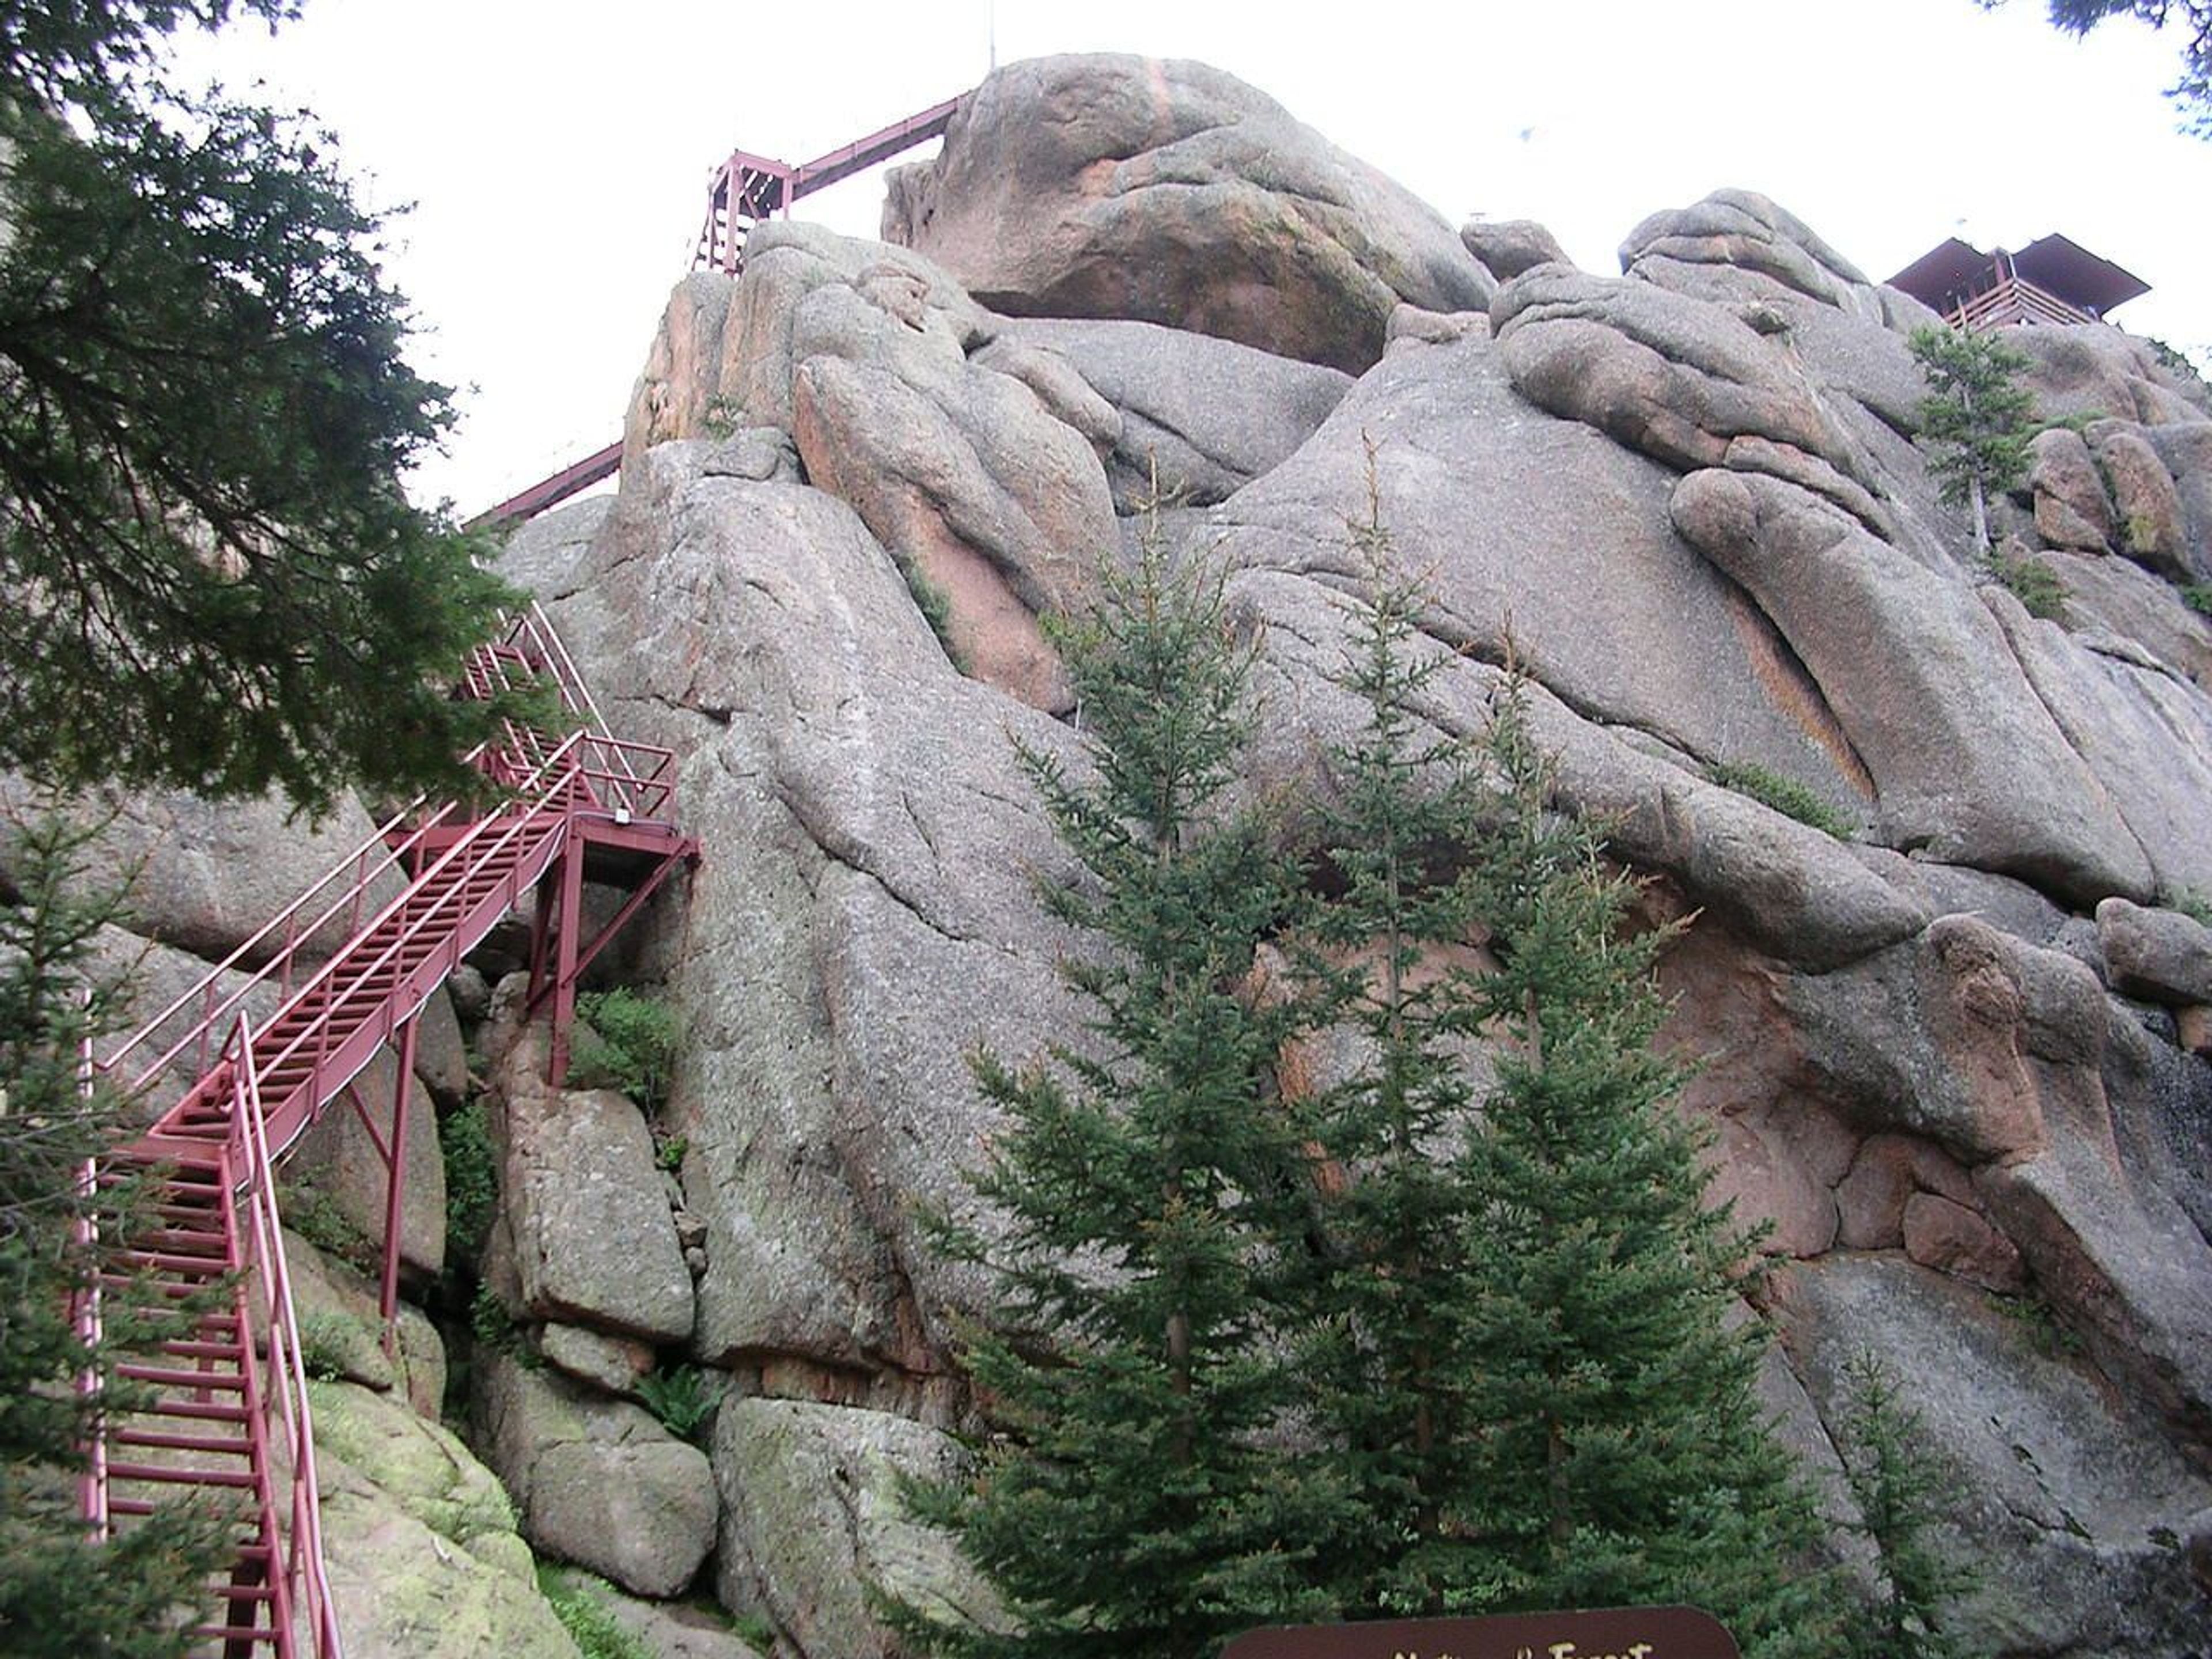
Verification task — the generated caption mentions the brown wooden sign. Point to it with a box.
[1222,1605,1741,1659]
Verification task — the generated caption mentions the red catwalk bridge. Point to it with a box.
[471,94,964,531]
[76,607,698,1654]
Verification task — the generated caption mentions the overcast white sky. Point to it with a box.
[169,0,2212,517]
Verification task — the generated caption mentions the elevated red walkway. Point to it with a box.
[472,93,965,533]
[78,605,696,1657]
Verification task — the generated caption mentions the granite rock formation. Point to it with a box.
[499,56,2212,1655]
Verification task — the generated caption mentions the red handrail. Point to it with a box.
[228,1022,343,1657]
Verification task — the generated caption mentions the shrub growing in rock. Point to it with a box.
[1835,1351,1976,1659]
[1909,326,2035,554]
[637,1365,722,1444]
[572,990,683,1113]
[537,1568,654,1659]
[441,1099,499,1262]
[1707,760,1855,840]
[1982,547,2068,622]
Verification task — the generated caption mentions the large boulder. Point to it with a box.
[1492,263,1888,530]
[711,1399,1006,1658]
[2093,423,2198,581]
[502,454,1088,1382]
[1620,188,1889,325]
[488,1021,694,1345]
[479,1354,718,1600]
[990,316,1352,511]
[1209,320,1869,808]
[1987,592,2212,897]
[1461,216,1571,281]
[2009,325,2208,429]
[1671,468,2154,904]
[625,225,1113,712]
[882,55,1492,374]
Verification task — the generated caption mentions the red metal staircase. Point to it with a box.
[77,604,697,1657]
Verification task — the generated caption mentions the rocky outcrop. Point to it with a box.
[990,316,1351,511]
[1461,217,1571,281]
[882,55,1493,374]
[1785,1258,2212,1658]
[312,1380,579,1659]
[500,445,1088,1384]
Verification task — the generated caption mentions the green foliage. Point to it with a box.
[729,1609,779,1650]
[537,1567,655,1659]
[469,1280,536,1366]
[636,1364,722,1443]
[702,395,742,440]
[909,501,1851,1656]
[1835,1352,1975,1659]
[1982,0,2211,132]
[1994,1286,2085,1359]
[903,562,972,674]
[2166,887,2212,927]
[1978,547,2069,621]
[283,1181,377,1274]
[2180,582,2212,617]
[572,989,683,1113]
[1706,760,1856,839]
[2145,336,2211,391]
[0,2,525,813]
[1433,677,1846,1654]
[1909,325,2036,554]
[1285,490,1501,1615]
[897,528,1335,1659]
[655,1133,690,1173]
[294,1308,368,1383]
[441,1099,498,1263]
[0,808,234,1656]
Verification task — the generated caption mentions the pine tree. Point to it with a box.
[1289,491,1498,1615]
[1446,676,1849,1656]
[1908,324,2035,556]
[1835,1351,1976,1659]
[0,808,230,1657]
[1,2,519,813]
[903,533,1336,1659]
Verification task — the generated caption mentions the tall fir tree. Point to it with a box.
[1289,490,1498,1616]
[0,808,230,1657]
[1446,674,1849,1656]
[903,532,1337,1659]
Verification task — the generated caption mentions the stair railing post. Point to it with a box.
[231,1018,343,1658]
[73,1003,109,1539]
[379,1017,416,1359]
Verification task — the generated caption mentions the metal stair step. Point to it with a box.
[107,1460,258,1488]
[115,1363,248,1392]
[112,1426,255,1456]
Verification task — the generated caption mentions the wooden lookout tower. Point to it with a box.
[1887,233,2151,334]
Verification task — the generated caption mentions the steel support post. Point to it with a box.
[548,839,585,1090]
[380,1016,418,1355]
